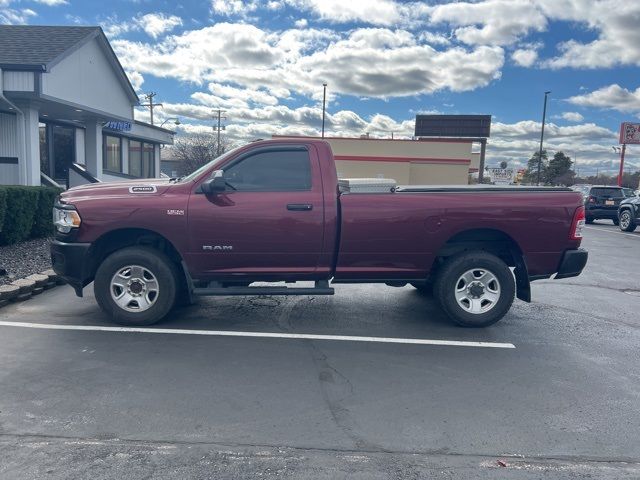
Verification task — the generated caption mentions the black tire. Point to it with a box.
[619,209,638,232]
[585,216,594,224]
[94,246,178,326]
[433,251,515,327]
[411,282,432,295]
[612,217,619,226]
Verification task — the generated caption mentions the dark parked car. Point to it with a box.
[584,186,634,224]
[618,195,640,232]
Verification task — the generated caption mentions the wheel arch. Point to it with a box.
[86,228,185,283]
[431,228,530,302]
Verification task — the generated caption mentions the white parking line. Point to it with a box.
[0,321,515,349]
[585,226,640,239]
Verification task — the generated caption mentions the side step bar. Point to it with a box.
[192,280,334,296]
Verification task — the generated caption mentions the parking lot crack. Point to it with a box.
[1,432,640,468]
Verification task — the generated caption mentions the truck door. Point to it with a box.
[186,145,325,279]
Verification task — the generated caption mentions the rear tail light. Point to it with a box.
[570,205,586,240]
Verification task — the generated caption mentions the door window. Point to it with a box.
[224,149,312,191]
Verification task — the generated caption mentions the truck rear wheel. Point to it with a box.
[94,246,178,326]
[433,251,515,327]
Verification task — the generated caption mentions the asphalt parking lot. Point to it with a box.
[1,222,639,479]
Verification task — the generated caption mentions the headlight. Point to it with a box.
[53,205,81,233]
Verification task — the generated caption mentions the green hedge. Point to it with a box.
[0,186,63,246]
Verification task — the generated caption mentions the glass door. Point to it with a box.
[40,122,76,186]
[52,125,75,185]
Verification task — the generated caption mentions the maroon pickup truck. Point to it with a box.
[51,139,587,327]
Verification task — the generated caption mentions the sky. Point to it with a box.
[2,0,640,175]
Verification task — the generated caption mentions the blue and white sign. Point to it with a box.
[104,121,132,131]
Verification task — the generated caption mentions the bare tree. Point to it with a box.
[173,133,234,177]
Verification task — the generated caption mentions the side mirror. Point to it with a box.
[200,170,226,194]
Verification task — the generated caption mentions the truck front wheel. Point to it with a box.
[434,251,515,327]
[94,247,178,326]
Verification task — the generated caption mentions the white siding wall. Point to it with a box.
[0,112,20,184]
[0,112,18,157]
[41,38,133,119]
[75,128,85,165]
[2,71,35,91]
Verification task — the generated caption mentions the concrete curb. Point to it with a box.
[0,270,66,309]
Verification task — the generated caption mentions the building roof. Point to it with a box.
[0,25,98,70]
[0,25,138,104]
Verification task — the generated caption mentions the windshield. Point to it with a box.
[177,145,244,183]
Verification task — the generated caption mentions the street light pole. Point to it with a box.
[159,117,181,128]
[321,83,327,138]
[537,91,551,186]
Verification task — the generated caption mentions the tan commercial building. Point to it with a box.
[274,135,476,185]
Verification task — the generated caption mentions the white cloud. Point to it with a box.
[567,84,640,113]
[112,24,504,99]
[428,0,547,46]
[32,0,67,5]
[0,7,36,24]
[211,0,259,16]
[511,48,538,67]
[294,18,307,29]
[101,16,137,38]
[559,112,584,122]
[483,120,619,173]
[147,99,621,175]
[538,0,640,69]
[135,13,183,39]
[284,0,402,26]
[127,71,145,92]
[418,0,640,69]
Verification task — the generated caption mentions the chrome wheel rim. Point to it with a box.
[110,265,159,312]
[620,211,631,229]
[454,268,501,315]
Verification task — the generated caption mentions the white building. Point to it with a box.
[0,25,174,187]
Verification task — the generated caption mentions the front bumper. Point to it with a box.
[50,240,92,296]
[555,248,588,280]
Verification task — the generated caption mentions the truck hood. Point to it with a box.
[59,178,173,204]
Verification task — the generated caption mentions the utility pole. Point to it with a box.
[478,139,487,183]
[212,109,227,155]
[537,91,551,186]
[321,83,327,138]
[141,92,163,126]
[617,144,627,187]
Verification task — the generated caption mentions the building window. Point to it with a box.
[129,140,155,178]
[129,140,142,177]
[142,142,155,177]
[103,135,122,172]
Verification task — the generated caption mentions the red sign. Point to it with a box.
[619,122,640,144]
